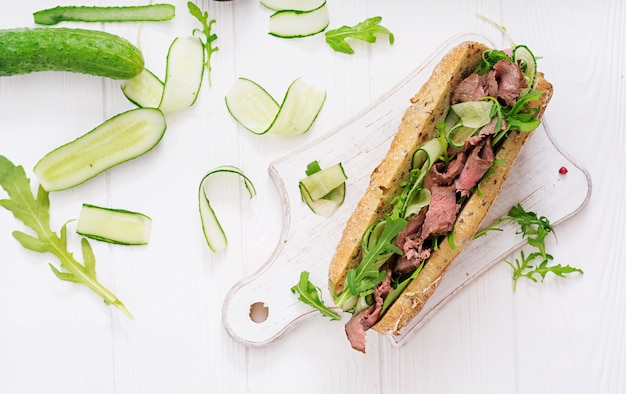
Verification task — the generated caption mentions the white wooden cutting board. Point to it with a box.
[221,34,592,347]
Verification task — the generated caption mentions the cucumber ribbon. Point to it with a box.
[225,77,326,136]
[198,165,256,252]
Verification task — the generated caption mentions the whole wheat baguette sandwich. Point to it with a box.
[328,41,553,353]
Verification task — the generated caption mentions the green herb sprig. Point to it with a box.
[188,1,218,86]
[482,89,544,147]
[291,271,341,320]
[325,16,394,55]
[506,251,583,292]
[504,203,554,257]
[471,49,511,75]
[0,155,132,318]
[332,218,406,309]
[477,203,583,290]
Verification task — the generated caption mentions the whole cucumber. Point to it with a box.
[0,27,144,80]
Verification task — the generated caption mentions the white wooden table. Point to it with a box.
[0,1,620,393]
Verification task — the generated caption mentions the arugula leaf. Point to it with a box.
[477,203,582,290]
[381,262,424,314]
[332,218,406,310]
[0,155,132,318]
[472,49,511,74]
[505,251,583,292]
[325,16,394,55]
[291,271,341,320]
[502,203,554,258]
[502,89,544,133]
[188,1,218,86]
[353,219,405,293]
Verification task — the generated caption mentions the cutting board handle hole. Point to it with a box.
[249,302,269,323]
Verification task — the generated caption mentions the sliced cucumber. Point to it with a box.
[225,77,326,136]
[440,110,479,150]
[77,203,152,245]
[225,78,280,134]
[411,138,444,170]
[512,45,537,91]
[450,101,493,129]
[261,0,325,11]
[121,68,164,108]
[159,36,205,113]
[34,107,166,191]
[300,183,345,217]
[447,125,476,149]
[268,2,329,38]
[403,188,430,218]
[299,161,347,217]
[266,78,326,136]
[300,162,347,201]
[198,165,256,252]
[33,4,176,25]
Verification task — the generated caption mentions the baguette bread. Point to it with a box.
[328,41,553,342]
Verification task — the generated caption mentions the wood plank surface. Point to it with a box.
[0,1,621,393]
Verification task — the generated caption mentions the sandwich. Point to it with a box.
[328,40,553,353]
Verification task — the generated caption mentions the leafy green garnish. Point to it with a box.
[291,271,341,320]
[188,1,218,86]
[471,49,511,75]
[0,155,132,318]
[506,251,583,292]
[305,160,322,176]
[503,203,554,257]
[481,90,544,148]
[324,16,394,54]
[476,203,583,290]
[333,218,406,309]
[388,167,427,220]
[381,262,423,314]
[447,231,456,250]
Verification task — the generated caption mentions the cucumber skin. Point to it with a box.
[33,4,176,25]
[0,27,144,80]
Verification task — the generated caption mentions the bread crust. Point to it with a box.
[328,41,554,336]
